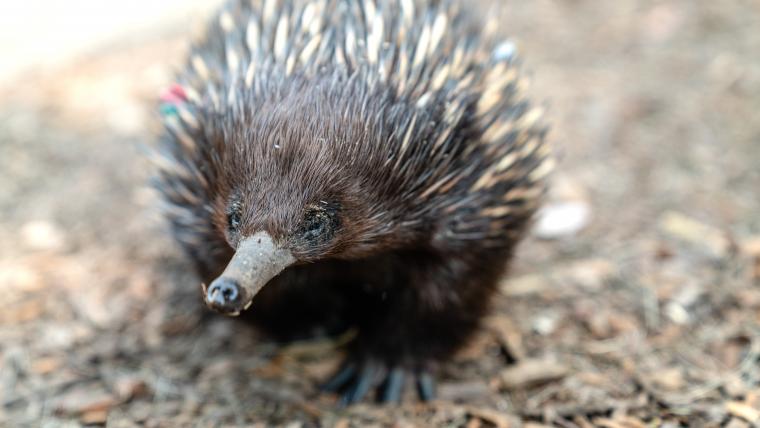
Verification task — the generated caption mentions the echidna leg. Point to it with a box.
[322,359,423,405]
[324,251,502,404]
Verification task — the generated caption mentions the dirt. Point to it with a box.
[1,0,759,426]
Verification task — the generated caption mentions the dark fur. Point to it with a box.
[156,0,550,400]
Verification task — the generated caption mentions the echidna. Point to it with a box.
[155,0,552,404]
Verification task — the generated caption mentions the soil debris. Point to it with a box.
[1,0,758,425]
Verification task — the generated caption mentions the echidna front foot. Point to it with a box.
[321,357,436,405]
[318,251,503,405]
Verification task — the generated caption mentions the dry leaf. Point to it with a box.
[499,359,569,389]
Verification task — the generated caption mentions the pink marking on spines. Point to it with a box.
[160,84,188,105]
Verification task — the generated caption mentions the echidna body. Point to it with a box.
[156,0,551,404]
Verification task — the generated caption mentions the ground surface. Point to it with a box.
[1,0,759,427]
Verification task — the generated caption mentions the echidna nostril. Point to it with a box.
[206,277,241,309]
[222,285,237,300]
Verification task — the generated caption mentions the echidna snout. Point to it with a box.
[204,232,295,316]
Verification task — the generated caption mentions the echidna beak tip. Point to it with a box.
[205,277,247,315]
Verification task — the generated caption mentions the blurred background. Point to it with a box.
[1,0,759,426]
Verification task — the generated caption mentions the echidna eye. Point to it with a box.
[226,199,242,233]
[300,210,326,241]
[298,203,339,245]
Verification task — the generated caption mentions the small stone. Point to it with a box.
[532,313,559,336]
[21,220,66,251]
[664,303,690,325]
[664,283,705,325]
[533,201,591,239]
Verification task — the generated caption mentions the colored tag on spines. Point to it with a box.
[159,84,188,117]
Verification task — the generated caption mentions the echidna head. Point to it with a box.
[205,201,342,316]
[202,87,392,315]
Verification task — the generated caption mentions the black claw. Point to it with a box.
[322,358,437,405]
[380,367,405,403]
[341,363,377,405]
[321,362,356,393]
[416,372,436,402]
